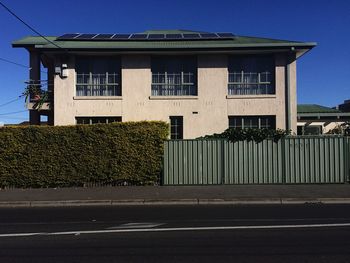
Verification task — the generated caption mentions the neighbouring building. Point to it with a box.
[13,30,315,139]
[297,104,350,135]
[337,99,350,112]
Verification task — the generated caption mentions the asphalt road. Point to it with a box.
[0,204,350,262]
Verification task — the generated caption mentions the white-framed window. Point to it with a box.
[229,116,276,129]
[228,56,275,95]
[76,57,121,96]
[151,56,197,96]
[76,117,122,125]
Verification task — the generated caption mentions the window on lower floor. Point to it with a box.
[170,116,183,139]
[76,117,122,125]
[297,125,323,135]
[228,56,275,95]
[229,116,276,129]
[151,56,197,96]
[76,56,121,96]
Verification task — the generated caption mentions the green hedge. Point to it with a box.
[0,121,168,188]
[198,128,290,143]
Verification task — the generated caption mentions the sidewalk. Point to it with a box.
[0,185,350,207]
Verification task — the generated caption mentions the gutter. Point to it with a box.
[298,112,350,119]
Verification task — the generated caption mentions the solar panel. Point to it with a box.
[148,34,165,39]
[57,32,235,41]
[112,34,131,39]
[200,33,219,38]
[76,34,98,39]
[130,34,148,39]
[56,33,80,40]
[217,33,235,38]
[165,34,183,39]
[94,34,114,40]
[183,33,201,39]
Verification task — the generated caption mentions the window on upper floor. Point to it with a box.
[76,116,122,125]
[228,56,275,95]
[229,116,276,130]
[151,56,197,96]
[76,57,121,96]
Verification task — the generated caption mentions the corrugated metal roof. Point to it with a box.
[12,34,316,50]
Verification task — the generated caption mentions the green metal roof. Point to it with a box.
[12,31,316,51]
[297,104,340,114]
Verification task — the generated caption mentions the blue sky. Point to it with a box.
[0,0,349,124]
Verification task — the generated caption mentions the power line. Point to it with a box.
[0,1,65,51]
[0,110,27,116]
[0,96,24,108]
[0,116,27,120]
[0,57,29,69]
[0,57,47,73]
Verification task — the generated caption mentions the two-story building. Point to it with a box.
[13,30,315,139]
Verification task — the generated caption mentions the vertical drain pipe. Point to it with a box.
[285,49,293,131]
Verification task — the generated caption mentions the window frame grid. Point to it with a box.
[76,116,122,125]
[75,56,121,97]
[151,56,197,96]
[76,72,120,96]
[229,116,276,130]
[228,71,273,95]
[228,56,275,95]
[152,72,196,96]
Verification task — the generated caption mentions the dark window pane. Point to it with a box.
[229,117,242,129]
[304,126,322,135]
[244,117,259,129]
[297,126,303,135]
[170,116,183,139]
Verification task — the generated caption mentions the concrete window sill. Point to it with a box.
[149,96,198,100]
[226,95,277,99]
[73,96,123,100]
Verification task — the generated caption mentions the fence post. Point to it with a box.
[281,138,286,184]
[221,140,225,185]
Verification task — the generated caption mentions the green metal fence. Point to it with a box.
[163,136,350,185]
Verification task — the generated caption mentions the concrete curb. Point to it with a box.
[1,198,350,207]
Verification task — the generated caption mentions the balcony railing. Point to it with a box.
[76,73,120,96]
[228,72,274,95]
[151,73,196,96]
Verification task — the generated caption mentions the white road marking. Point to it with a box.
[107,222,164,229]
[0,222,350,238]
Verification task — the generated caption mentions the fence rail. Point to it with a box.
[163,136,350,185]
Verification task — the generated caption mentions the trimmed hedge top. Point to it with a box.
[0,121,168,188]
[198,128,290,143]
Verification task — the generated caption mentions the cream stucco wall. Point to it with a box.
[53,53,296,138]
